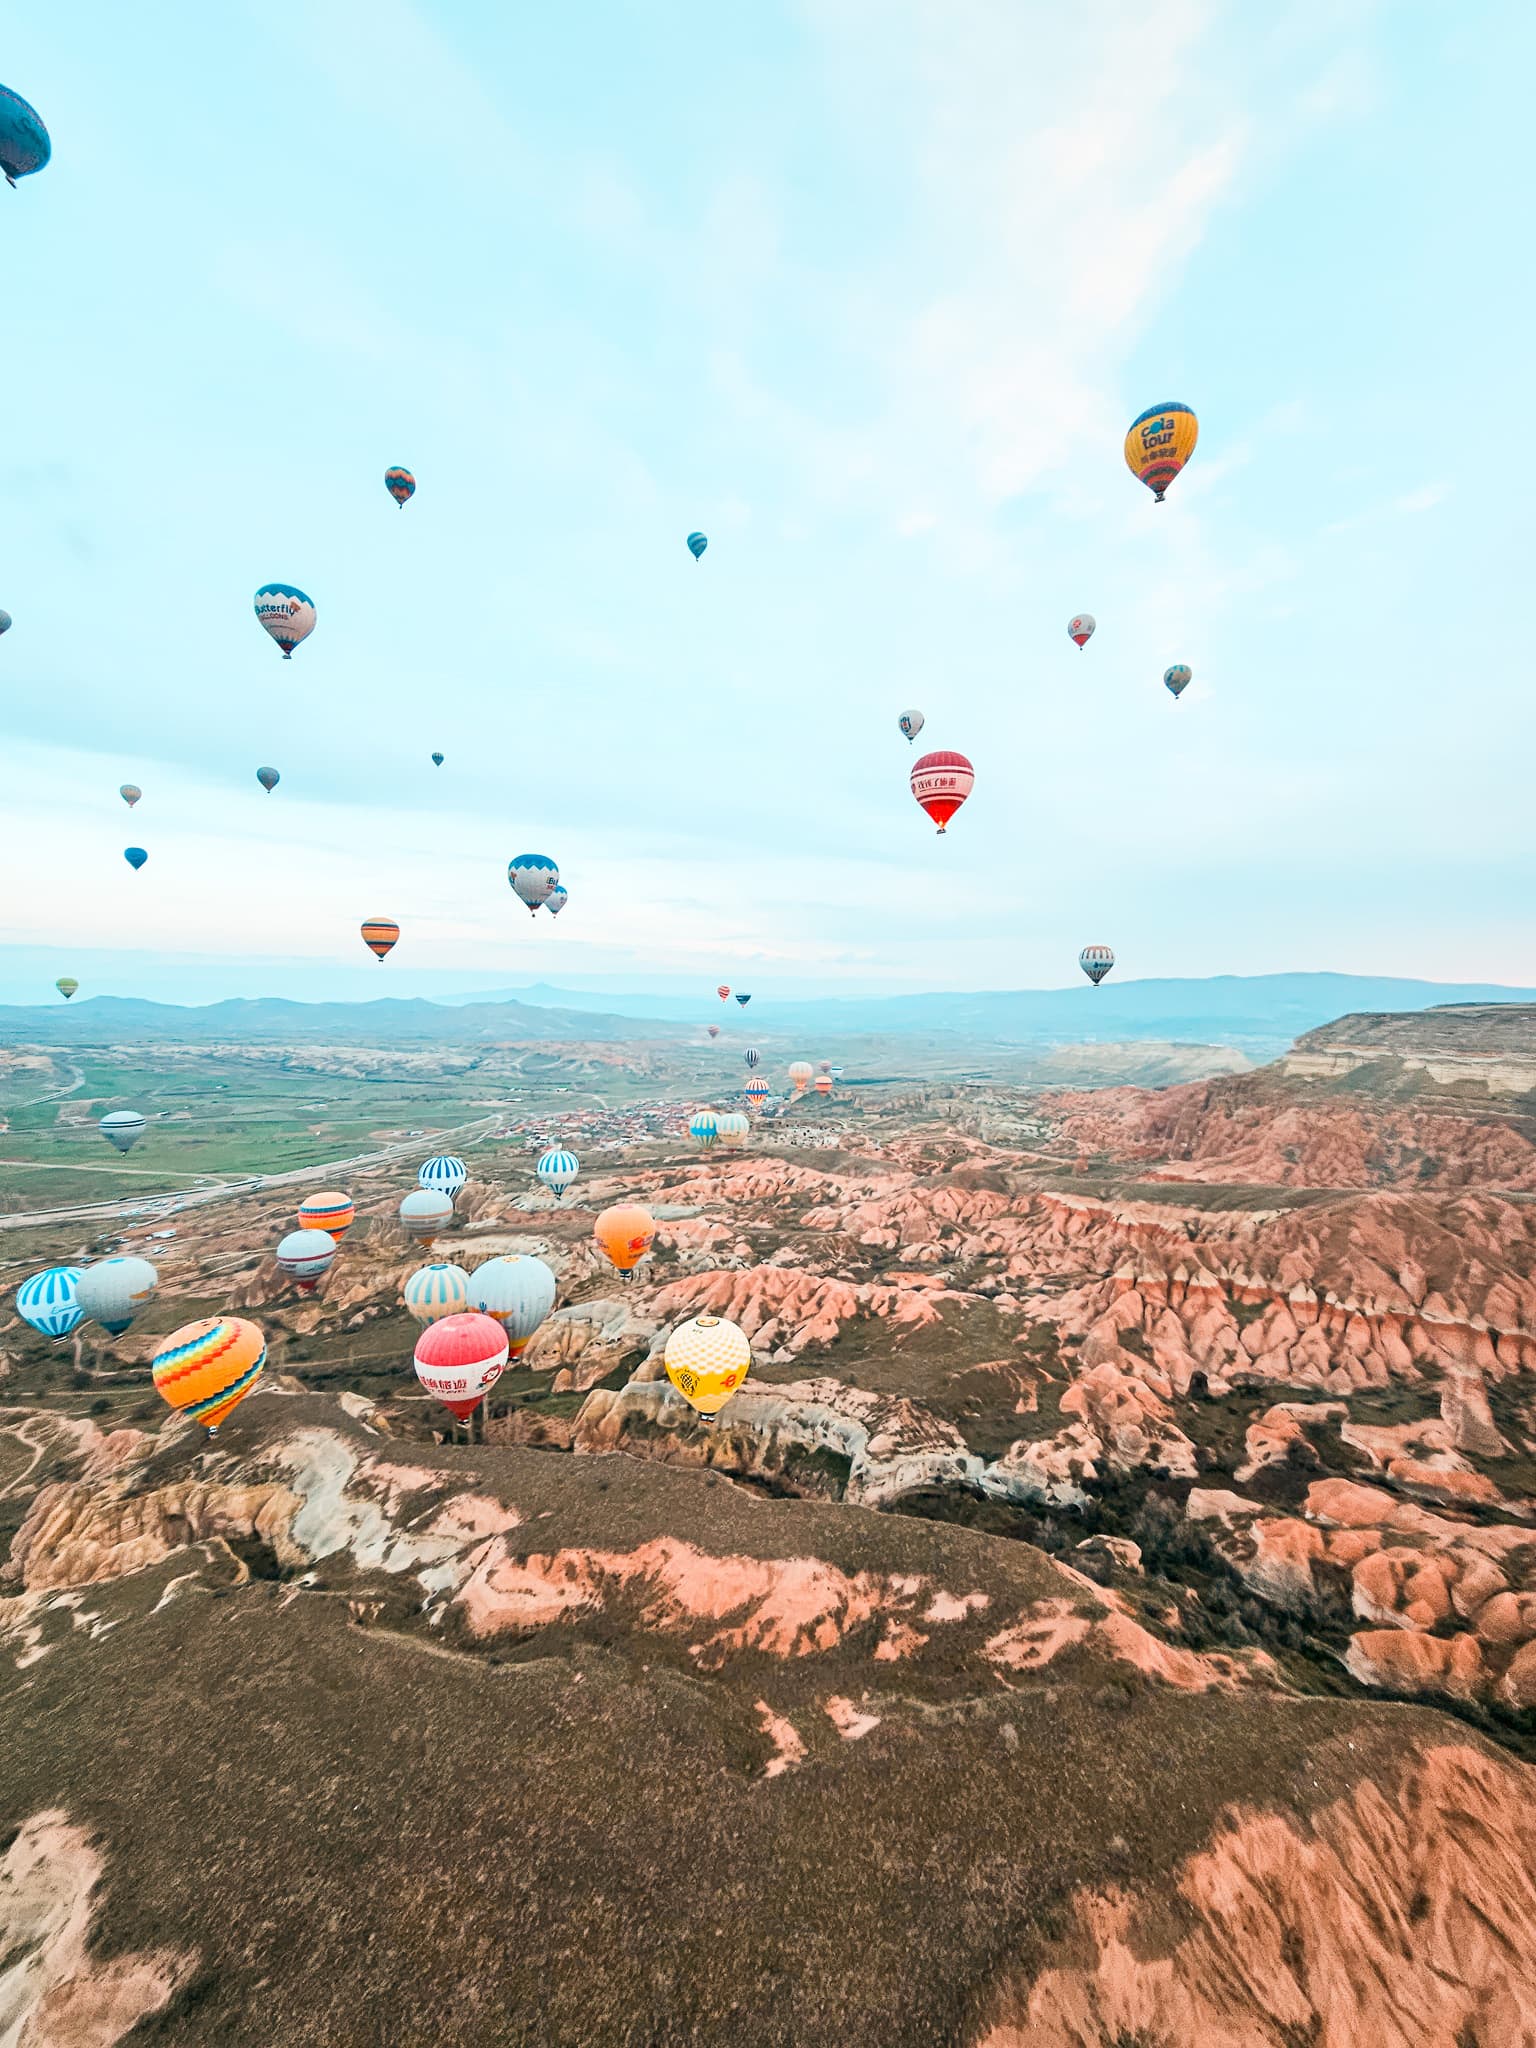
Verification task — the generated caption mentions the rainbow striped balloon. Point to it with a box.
[298,1190,355,1238]
[152,1317,267,1432]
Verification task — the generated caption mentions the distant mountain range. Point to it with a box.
[1,973,1532,1054]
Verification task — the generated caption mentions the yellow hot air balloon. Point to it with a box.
[594,1204,655,1278]
[151,1316,267,1434]
[663,1313,752,1417]
[1124,402,1198,502]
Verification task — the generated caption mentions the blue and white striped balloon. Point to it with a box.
[15,1266,84,1339]
[536,1148,579,1198]
[418,1155,468,1200]
[690,1111,719,1150]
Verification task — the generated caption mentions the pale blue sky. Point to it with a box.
[1,1,1530,1005]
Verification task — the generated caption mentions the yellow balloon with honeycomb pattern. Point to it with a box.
[663,1313,752,1418]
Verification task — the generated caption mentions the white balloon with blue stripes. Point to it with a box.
[16,1265,84,1338]
[536,1148,579,1197]
[418,1155,468,1199]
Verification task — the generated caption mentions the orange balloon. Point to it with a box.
[152,1316,266,1433]
[594,1204,655,1276]
[361,918,400,961]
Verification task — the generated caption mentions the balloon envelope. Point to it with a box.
[431,751,444,766]
[707,1024,720,1039]
[385,466,416,507]
[124,847,148,871]
[99,1110,146,1154]
[413,1311,507,1420]
[0,84,50,183]
[1080,944,1115,986]
[744,1078,770,1109]
[594,1204,655,1275]
[1124,402,1198,503]
[0,610,10,635]
[716,986,731,1001]
[361,918,400,960]
[404,1262,471,1325]
[55,978,77,1000]
[276,1229,337,1289]
[910,751,974,834]
[418,1155,468,1200]
[1068,614,1096,648]
[687,531,707,560]
[16,1266,83,1339]
[256,766,280,793]
[545,884,569,917]
[690,1112,719,1149]
[119,784,141,807]
[735,993,751,1006]
[76,1257,158,1335]
[467,1255,556,1355]
[788,1061,813,1093]
[898,709,924,743]
[536,1148,579,1197]
[508,854,558,914]
[743,1047,760,1068]
[1164,664,1192,699]
[664,1314,751,1417]
[254,583,316,658]
[400,1187,453,1239]
[152,1316,266,1432]
[717,1112,749,1148]
[297,1191,355,1237]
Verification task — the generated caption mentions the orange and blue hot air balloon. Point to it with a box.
[385,466,416,508]
[1124,403,1198,503]
[687,532,707,561]
[0,84,50,187]
[152,1316,267,1434]
[361,918,399,960]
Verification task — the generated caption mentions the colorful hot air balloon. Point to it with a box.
[743,1047,760,1069]
[119,784,141,808]
[15,1267,83,1339]
[536,1148,579,1198]
[385,466,416,508]
[55,978,77,1000]
[99,1110,146,1154]
[152,1316,266,1434]
[124,847,148,871]
[431,751,444,767]
[1164,664,1192,700]
[467,1255,556,1358]
[297,1191,355,1238]
[717,986,731,1001]
[0,84,51,186]
[362,918,400,960]
[707,1024,720,1040]
[687,532,708,561]
[898,710,925,744]
[400,1187,453,1240]
[735,993,751,1007]
[1068,614,1096,648]
[787,1061,813,1095]
[1079,944,1115,987]
[594,1204,655,1278]
[254,583,316,658]
[1124,402,1198,504]
[545,884,569,918]
[910,750,974,834]
[814,1074,833,1096]
[276,1229,337,1293]
[418,1155,468,1202]
[76,1257,158,1335]
[256,766,280,793]
[744,1078,770,1112]
[414,1311,507,1421]
[508,854,558,914]
[690,1111,719,1149]
[664,1314,751,1418]
[717,1111,749,1148]
[404,1262,471,1326]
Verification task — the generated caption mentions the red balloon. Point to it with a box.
[910,751,974,834]
[716,985,731,1001]
[413,1310,508,1421]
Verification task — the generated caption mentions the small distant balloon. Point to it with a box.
[254,583,316,659]
[545,884,568,918]
[1124,402,1198,503]
[690,1112,719,1150]
[717,1112,749,1148]
[508,854,558,915]
[743,1047,760,1069]
[0,610,11,636]
[788,1061,813,1095]
[813,1074,833,1096]
[55,978,77,1001]
[898,709,925,744]
[119,784,141,808]
[707,1024,720,1039]
[735,992,751,1007]
[593,1204,655,1278]
[744,1077,770,1111]
[361,918,400,961]
[910,751,974,835]
[99,1110,146,1154]
[687,532,708,561]
[1080,944,1115,987]
[385,466,416,508]
[0,84,51,186]
[1164,664,1192,700]
[256,765,280,793]
[431,751,444,767]
[717,985,731,1002]
[536,1148,579,1198]
[1068,614,1096,649]
[124,847,148,871]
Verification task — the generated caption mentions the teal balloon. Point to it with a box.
[0,84,50,186]
[257,766,280,793]
[687,532,707,561]
[431,752,444,767]
[124,847,147,871]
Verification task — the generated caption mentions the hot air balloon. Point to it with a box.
[1079,944,1115,987]
[276,1229,337,1293]
[418,1155,468,1202]
[690,1111,719,1149]
[787,1061,813,1095]
[743,1047,760,1069]
[256,766,280,794]
[664,1314,751,1418]
[400,1187,453,1240]
[818,1061,832,1074]
[119,784,141,808]
[15,1267,83,1339]
[99,1110,146,1154]
[1164,664,1192,700]
[55,978,77,1000]
[910,751,974,835]
[536,1148,578,1198]
[707,1024,720,1040]
[0,610,10,636]
[687,532,708,561]
[1124,402,1198,503]
[385,466,416,508]
[717,1111,749,1148]
[594,1204,654,1278]
[76,1257,158,1335]
[468,1255,556,1358]
[124,847,148,871]
[508,854,558,914]
[735,993,751,1007]
[414,1311,507,1421]
[0,84,50,186]
[254,583,316,659]
[545,884,569,917]
[362,918,400,961]
[717,986,731,1002]
[404,1262,471,1326]
[152,1316,266,1434]
[744,1078,770,1112]
[813,1074,833,1096]
[898,710,925,744]
[431,751,444,767]
[1068,614,1096,648]
[297,1191,355,1238]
